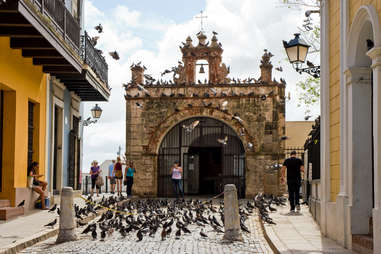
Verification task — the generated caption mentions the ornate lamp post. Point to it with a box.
[82,104,102,126]
[283,33,320,78]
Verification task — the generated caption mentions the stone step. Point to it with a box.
[0,206,24,220]
[0,199,11,208]
[352,234,373,254]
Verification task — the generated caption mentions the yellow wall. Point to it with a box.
[328,0,381,201]
[329,0,341,202]
[0,37,47,204]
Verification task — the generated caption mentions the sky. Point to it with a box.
[81,0,320,171]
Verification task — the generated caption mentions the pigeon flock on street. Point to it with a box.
[40,193,287,242]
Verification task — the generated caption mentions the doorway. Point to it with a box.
[188,147,222,195]
[158,117,245,198]
[52,104,63,194]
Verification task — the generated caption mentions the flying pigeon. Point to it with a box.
[90,36,99,46]
[94,23,103,33]
[217,136,228,145]
[182,120,200,132]
[109,51,120,60]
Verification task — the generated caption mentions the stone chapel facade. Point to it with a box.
[124,32,286,198]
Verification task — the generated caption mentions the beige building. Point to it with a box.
[285,121,314,149]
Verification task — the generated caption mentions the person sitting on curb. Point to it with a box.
[28,161,49,210]
[281,151,304,214]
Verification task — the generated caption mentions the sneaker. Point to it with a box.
[296,205,301,212]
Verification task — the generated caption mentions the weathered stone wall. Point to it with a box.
[125,83,285,197]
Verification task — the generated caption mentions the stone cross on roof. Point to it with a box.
[195,10,208,32]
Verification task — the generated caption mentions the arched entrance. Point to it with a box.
[157,117,245,198]
[345,5,381,241]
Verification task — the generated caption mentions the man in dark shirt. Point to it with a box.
[281,151,304,213]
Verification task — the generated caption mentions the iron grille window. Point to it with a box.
[27,102,34,168]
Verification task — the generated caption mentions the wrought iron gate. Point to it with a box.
[158,117,246,198]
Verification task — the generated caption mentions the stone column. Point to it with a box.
[223,184,243,241]
[56,187,77,243]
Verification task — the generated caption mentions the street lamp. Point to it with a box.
[82,104,103,126]
[283,33,320,78]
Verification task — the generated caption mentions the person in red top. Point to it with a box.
[112,157,125,196]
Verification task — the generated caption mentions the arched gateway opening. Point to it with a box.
[157,117,245,198]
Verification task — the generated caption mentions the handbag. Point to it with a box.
[95,175,104,187]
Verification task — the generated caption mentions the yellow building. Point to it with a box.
[0,0,110,219]
[321,0,381,252]
[0,37,47,207]
[285,121,314,149]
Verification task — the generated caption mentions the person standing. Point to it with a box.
[171,161,184,199]
[112,157,124,196]
[125,161,136,197]
[281,151,304,213]
[108,160,116,194]
[90,160,101,197]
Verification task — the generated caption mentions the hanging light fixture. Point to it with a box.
[91,104,103,119]
[199,64,205,74]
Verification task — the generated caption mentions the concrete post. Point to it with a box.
[223,184,243,241]
[56,187,77,243]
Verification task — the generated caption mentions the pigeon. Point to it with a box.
[137,84,149,94]
[136,102,143,108]
[57,208,60,215]
[17,200,25,207]
[90,36,99,46]
[92,229,97,240]
[100,230,106,241]
[248,142,254,149]
[182,120,200,132]
[200,229,208,238]
[304,115,312,121]
[217,136,228,145]
[275,66,283,72]
[48,204,57,213]
[232,115,243,123]
[175,228,181,239]
[210,87,217,95]
[306,60,315,68]
[221,101,228,109]
[212,31,218,35]
[94,23,103,33]
[281,136,288,140]
[137,230,143,242]
[161,228,167,241]
[261,95,267,101]
[109,51,120,60]
[239,128,245,136]
[44,219,57,228]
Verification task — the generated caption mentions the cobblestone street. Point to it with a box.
[20,199,272,254]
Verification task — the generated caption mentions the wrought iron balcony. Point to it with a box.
[81,32,109,86]
[32,0,81,51]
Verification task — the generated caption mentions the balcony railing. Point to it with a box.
[32,0,80,51]
[81,32,109,86]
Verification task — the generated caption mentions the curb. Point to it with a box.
[0,197,130,254]
[258,215,280,254]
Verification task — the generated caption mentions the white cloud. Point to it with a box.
[82,0,320,170]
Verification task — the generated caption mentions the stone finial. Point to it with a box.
[185,36,193,47]
[131,64,145,84]
[260,49,274,83]
[211,35,219,47]
[197,31,207,46]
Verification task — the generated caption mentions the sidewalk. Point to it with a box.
[0,195,100,254]
[262,204,353,253]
